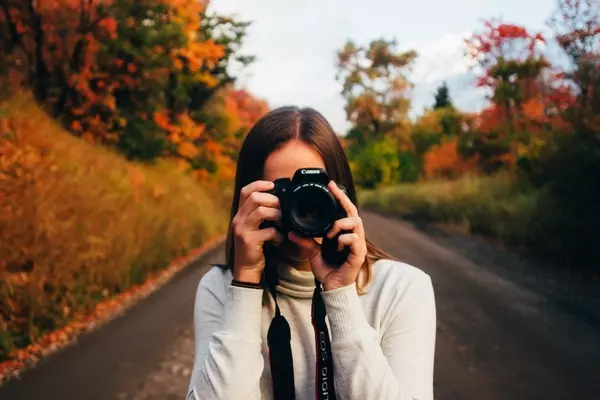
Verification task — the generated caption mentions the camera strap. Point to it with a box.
[312,277,337,400]
[266,268,296,400]
[265,266,337,400]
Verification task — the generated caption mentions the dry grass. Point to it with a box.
[359,174,544,248]
[0,94,228,360]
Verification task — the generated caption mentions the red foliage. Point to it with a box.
[464,18,575,142]
[466,19,547,79]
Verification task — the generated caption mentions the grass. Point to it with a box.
[0,94,229,362]
[359,174,546,252]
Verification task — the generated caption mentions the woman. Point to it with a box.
[187,107,436,400]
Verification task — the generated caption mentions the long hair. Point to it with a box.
[223,106,391,293]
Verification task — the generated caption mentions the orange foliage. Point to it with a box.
[228,89,270,128]
[522,98,547,122]
[423,138,479,179]
[0,0,229,153]
[0,96,228,371]
[194,87,269,182]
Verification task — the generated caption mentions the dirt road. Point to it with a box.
[1,211,599,400]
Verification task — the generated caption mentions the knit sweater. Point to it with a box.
[186,259,436,400]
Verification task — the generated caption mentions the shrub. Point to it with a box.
[0,95,228,360]
[350,136,400,189]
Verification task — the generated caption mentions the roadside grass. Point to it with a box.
[0,94,229,368]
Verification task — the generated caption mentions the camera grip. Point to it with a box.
[321,229,352,268]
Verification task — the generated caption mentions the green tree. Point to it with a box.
[433,81,453,109]
[350,136,400,189]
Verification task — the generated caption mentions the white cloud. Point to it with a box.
[406,31,490,117]
[405,31,473,84]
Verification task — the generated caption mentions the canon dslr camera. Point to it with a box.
[263,167,351,267]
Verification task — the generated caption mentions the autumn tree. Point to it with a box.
[335,38,417,186]
[99,0,235,161]
[0,0,255,172]
[423,137,479,179]
[336,38,417,144]
[0,0,116,107]
[410,106,470,177]
[548,0,599,132]
[466,20,550,135]
[513,0,600,267]
[463,20,554,172]
[192,85,269,180]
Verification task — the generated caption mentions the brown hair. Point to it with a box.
[223,106,391,293]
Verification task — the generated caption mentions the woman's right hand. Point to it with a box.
[232,180,282,284]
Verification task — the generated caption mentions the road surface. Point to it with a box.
[1,211,599,400]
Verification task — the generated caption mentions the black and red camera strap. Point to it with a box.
[266,269,337,400]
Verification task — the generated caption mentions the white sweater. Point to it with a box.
[187,259,436,400]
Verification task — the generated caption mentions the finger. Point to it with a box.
[329,181,358,217]
[253,227,283,246]
[245,206,281,228]
[337,232,367,267]
[326,216,363,239]
[237,229,282,254]
[337,232,360,252]
[239,180,275,208]
[238,191,279,217]
[288,232,320,259]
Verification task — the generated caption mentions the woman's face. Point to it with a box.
[263,139,326,266]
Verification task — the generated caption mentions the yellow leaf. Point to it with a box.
[178,141,198,158]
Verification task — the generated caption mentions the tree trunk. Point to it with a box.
[27,0,50,101]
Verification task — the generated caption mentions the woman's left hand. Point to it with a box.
[288,180,367,292]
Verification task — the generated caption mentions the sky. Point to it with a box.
[207,0,559,134]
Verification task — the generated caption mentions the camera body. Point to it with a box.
[264,168,351,267]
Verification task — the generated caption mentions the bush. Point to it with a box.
[0,95,228,360]
[359,174,546,256]
[423,137,479,179]
[350,136,400,189]
[519,131,600,267]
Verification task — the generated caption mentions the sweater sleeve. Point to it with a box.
[321,272,436,400]
[187,269,265,400]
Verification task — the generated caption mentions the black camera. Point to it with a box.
[263,168,351,267]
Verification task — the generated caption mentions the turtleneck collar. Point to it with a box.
[275,263,315,298]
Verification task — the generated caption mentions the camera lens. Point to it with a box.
[289,185,337,236]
